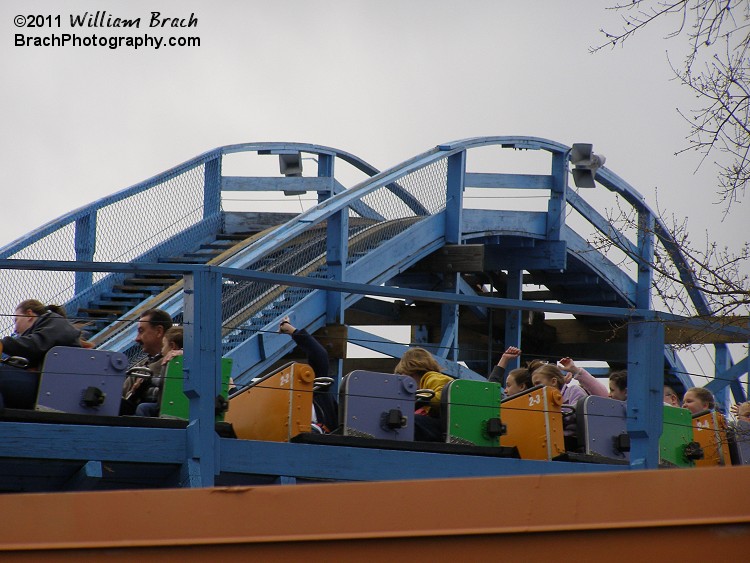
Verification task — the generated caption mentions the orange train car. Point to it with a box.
[225,362,314,441]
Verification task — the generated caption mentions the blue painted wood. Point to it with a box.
[0,423,186,462]
[627,319,664,469]
[0,258,670,321]
[464,172,554,190]
[445,151,465,245]
[333,179,384,220]
[637,210,655,310]
[10,134,747,493]
[457,276,487,321]
[565,188,639,258]
[438,274,460,362]
[484,240,567,271]
[344,214,445,286]
[203,155,222,220]
[183,270,222,486]
[221,176,332,192]
[440,151,463,363]
[705,356,749,395]
[462,209,547,239]
[74,211,97,294]
[546,152,567,241]
[321,155,347,326]
[63,460,103,490]
[218,439,626,481]
[504,270,522,371]
[562,227,636,304]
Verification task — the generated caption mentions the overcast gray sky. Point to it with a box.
[1,1,747,377]
[3,0,746,240]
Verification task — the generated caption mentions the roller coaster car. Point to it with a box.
[660,405,702,467]
[159,356,233,422]
[34,346,128,416]
[339,370,416,441]
[0,355,34,409]
[225,362,312,441]
[441,379,504,447]
[728,420,750,465]
[575,396,630,462]
[692,410,731,467]
[501,384,564,460]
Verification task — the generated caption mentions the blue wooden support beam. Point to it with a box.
[731,378,747,404]
[183,269,222,487]
[332,180,384,220]
[705,356,749,396]
[464,172,554,190]
[457,276,487,321]
[546,152,568,241]
[714,345,732,412]
[445,151,465,245]
[0,423,187,462]
[462,209,547,239]
[565,188,639,259]
[345,214,446,286]
[438,274,460,361]
[504,270,522,372]
[203,155,222,220]
[321,154,346,388]
[636,209,655,310]
[63,460,103,491]
[218,439,626,481]
[627,319,665,469]
[442,151,463,364]
[0,258,699,322]
[484,241,567,272]
[221,176,333,193]
[562,228,636,303]
[74,211,97,294]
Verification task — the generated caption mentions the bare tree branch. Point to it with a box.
[594,1,750,209]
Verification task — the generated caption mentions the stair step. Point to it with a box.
[78,308,123,317]
[158,257,207,264]
[123,277,179,285]
[183,250,222,258]
[216,232,255,241]
[113,284,167,293]
[90,300,133,309]
[102,291,150,300]
[200,241,237,250]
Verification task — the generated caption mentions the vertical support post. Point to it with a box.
[636,209,655,310]
[320,155,345,388]
[627,317,664,469]
[546,152,568,241]
[504,270,522,372]
[437,273,460,361]
[182,267,222,487]
[203,155,222,222]
[714,345,731,413]
[74,212,97,293]
[445,151,465,245]
[437,151,466,363]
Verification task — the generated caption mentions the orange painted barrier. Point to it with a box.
[0,466,747,560]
